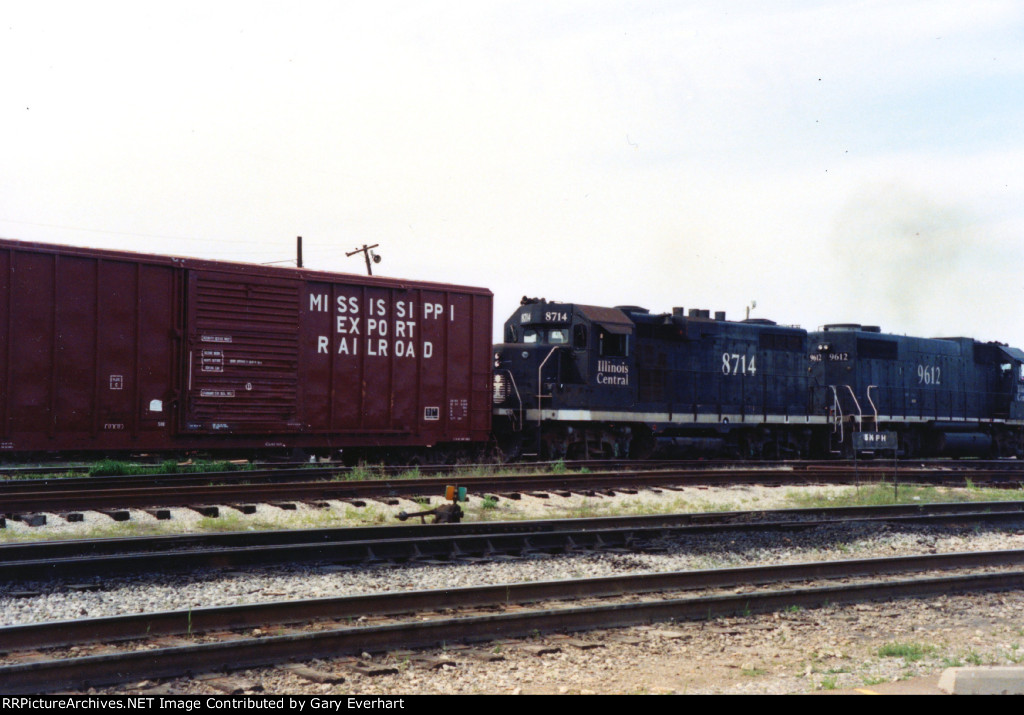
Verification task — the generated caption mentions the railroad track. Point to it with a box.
[2,464,1023,520]
[0,459,768,487]
[4,500,1024,584]
[3,457,1024,491]
[4,548,1024,693]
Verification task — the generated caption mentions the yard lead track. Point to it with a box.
[4,500,1024,583]
[4,549,1024,693]
[2,464,1024,516]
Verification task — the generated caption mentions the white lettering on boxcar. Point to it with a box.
[366,338,389,356]
[311,289,455,360]
[336,295,359,313]
[310,293,329,312]
[337,337,357,355]
[337,316,361,334]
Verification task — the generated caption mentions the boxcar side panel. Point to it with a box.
[96,259,139,438]
[8,249,54,437]
[359,285,397,432]
[299,280,492,447]
[0,237,492,454]
[471,292,492,438]
[183,269,302,434]
[54,255,99,436]
[0,244,180,452]
[138,263,177,436]
[0,249,9,445]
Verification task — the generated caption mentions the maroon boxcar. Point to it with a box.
[0,238,493,458]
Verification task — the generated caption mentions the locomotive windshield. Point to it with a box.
[523,328,569,344]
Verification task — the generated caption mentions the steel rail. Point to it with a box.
[4,498,1024,563]
[3,567,1024,693]
[0,461,758,490]
[3,548,1024,654]
[3,457,1024,492]
[2,467,1022,514]
[3,502,1024,583]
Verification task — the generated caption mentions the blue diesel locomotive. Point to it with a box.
[492,298,1024,459]
[810,324,1024,458]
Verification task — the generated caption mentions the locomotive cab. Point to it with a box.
[492,299,638,458]
[993,347,1024,423]
[492,298,817,460]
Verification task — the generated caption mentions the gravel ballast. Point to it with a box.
[3,482,1024,694]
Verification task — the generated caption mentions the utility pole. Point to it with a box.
[346,244,381,275]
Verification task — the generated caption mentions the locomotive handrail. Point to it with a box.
[829,385,843,442]
[500,369,525,432]
[866,385,879,432]
[843,385,863,429]
[536,346,562,416]
[533,346,564,457]
[827,385,850,455]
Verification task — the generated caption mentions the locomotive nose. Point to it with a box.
[491,342,563,408]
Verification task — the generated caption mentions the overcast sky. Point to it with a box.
[3,1,1023,344]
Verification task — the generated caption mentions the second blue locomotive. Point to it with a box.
[492,298,1024,459]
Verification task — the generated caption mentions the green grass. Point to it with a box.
[0,469,83,482]
[964,651,985,666]
[336,460,593,483]
[784,483,1024,509]
[861,675,889,687]
[86,459,247,477]
[0,520,171,542]
[876,641,936,662]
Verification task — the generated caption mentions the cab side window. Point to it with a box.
[573,325,588,349]
[599,331,629,357]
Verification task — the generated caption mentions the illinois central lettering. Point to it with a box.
[596,360,629,385]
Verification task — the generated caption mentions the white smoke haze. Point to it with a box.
[828,181,1023,343]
